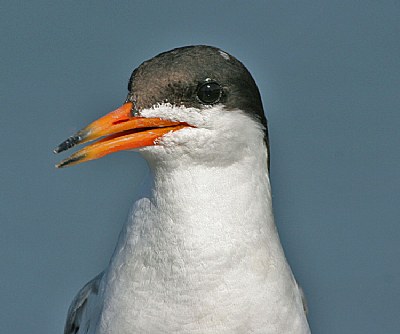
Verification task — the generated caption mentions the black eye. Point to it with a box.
[197,81,222,104]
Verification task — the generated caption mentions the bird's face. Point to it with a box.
[138,103,266,167]
[54,46,267,168]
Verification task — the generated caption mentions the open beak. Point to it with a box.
[54,102,189,168]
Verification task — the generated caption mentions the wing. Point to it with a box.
[64,272,103,334]
[291,275,309,317]
[299,285,308,316]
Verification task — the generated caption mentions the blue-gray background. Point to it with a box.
[1,1,399,333]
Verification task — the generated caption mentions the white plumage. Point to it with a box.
[65,105,310,333]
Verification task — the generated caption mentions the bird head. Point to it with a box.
[54,46,268,168]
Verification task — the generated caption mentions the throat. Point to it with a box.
[137,141,279,266]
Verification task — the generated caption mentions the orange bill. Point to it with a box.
[54,102,191,168]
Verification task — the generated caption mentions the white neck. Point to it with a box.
[149,140,275,254]
[97,109,310,333]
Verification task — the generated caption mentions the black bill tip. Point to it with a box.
[55,152,87,168]
[53,130,87,154]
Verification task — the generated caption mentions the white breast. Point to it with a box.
[92,107,310,333]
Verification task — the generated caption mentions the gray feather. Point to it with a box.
[64,272,103,334]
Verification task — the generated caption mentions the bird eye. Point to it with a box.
[197,81,222,104]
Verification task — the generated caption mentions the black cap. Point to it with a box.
[126,45,269,168]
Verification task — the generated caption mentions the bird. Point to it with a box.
[55,45,311,334]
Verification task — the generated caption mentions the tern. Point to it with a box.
[55,45,310,334]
